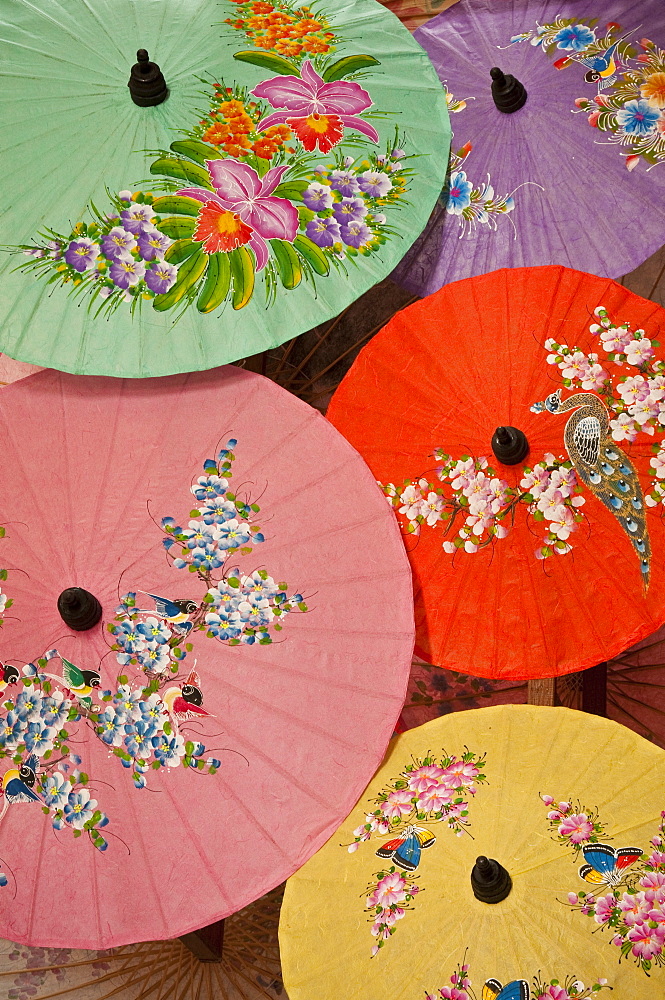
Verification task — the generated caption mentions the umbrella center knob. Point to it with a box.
[491,426,529,465]
[471,855,512,903]
[57,588,103,631]
[128,49,168,107]
[490,66,528,113]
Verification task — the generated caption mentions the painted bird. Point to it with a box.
[483,980,528,1000]
[577,30,634,90]
[42,650,101,710]
[136,592,199,635]
[531,388,651,586]
[163,669,214,725]
[0,754,42,821]
[0,663,19,694]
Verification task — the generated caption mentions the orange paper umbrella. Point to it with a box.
[328,265,665,680]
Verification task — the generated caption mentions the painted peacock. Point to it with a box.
[531,388,651,587]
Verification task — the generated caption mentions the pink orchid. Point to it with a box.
[177,159,298,270]
[251,60,380,152]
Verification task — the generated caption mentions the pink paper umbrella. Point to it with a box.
[0,367,413,950]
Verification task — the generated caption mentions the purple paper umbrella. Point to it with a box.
[393,0,665,296]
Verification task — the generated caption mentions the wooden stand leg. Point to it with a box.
[180,919,225,962]
[527,677,555,706]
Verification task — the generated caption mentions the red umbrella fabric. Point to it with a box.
[0,366,413,949]
[328,265,665,679]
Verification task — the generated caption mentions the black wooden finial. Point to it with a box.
[491,426,529,465]
[471,855,512,903]
[490,66,527,113]
[128,49,168,107]
[57,588,103,631]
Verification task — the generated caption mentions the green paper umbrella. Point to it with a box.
[0,0,449,377]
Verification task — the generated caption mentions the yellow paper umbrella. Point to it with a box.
[280,705,665,1000]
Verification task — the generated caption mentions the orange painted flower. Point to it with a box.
[641,72,665,109]
[193,203,254,254]
[202,122,231,144]
[288,113,344,153]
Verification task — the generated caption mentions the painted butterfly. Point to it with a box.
[578,843,643,887]
[482,979,528,1000]
[375,825,435,871]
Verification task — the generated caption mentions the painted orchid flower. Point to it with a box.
[251,60,379,153]
[177,160,299,270]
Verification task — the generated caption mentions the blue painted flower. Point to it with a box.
[96,707,128,747]
[144,260,177,294]
[124,720,158,759]
[191,475,229,502]
[41,771,70,809]
[113,685,143,720]
[190,545,224,571]
[64,789,97,829]
[616,99,661,136]
[24,722,56,754]
[446,171,473,215]
[303,182,334,212]
[15,690,44,723]
[305,216,341,248]
[137,227,171,261]
[0,710,25,749]
[216,519,252,550]
[109,255,146,289]
[0,873,7,887]
[152,733,186,765]
[182,520,218,550]
[112,620,146,655]
[40,695,71,728]
[139,694,169,726]
[332,198,368,225]
[241,570,279,601]
[237,599,275,628]
[201,496,237,525]
[100,227,137,259]
[357,170,393,197]
[64,238,100,272]
[136,643,172,674]
[330,169,360,197]
[137,617,171,645]
[205,609,243,639]
[553,23,595,51]
[340,220,372,248]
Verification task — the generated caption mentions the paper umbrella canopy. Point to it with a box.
[392,0,665,296]
[328,265,665,680]
[0,0,449,377]
[0,884,285,1000]
[280,704,665,1000]
[0,365,414,949]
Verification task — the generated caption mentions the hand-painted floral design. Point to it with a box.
[540,793,608,858]
[5,944,113,1000]
[424,958,611,1000]
[561,810,665,974]
[541,305,665,510]
[348,749,486,952]
[381,452,586,562]
[436,91,538,236]
[509,19,664,170]
[108,439,306,679]
[8,1,416,315]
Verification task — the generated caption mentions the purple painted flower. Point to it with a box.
[64,237,100,272]
[340,220,372,248]
[303,182,334,212]
[358,170,393,197]
[136,227,171,261]
[251,60,379,152]
[101,227,137,259]
[109,255,146,289]
[120,203,157,233]
[332,198,368,224]
[305,216,341,247]
[145,260,177,294]
[176,159,299,271]
[330,170,360,197]
[616,99,661,136]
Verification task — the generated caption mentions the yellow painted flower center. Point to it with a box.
[306,114,330,133]
[215,211,246,236]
